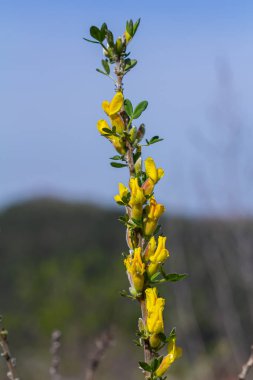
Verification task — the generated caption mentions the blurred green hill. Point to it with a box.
[0,198,252,380]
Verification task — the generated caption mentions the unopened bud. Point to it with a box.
[137,124,145,142]
[116,37,123,54]
[129,127,137,143]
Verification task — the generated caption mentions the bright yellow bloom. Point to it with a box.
[129,178,146,220]
[102,92,124,116]
[146,288,165,334]
[97,119,126,154]
[102,92,125,134]
[124,247,145,293]
[155,338,182,377]
[147,236,169,277]
[97,119,110,135]
[114,183,129,204]
[145,287,165,348]
[143,197,165,236]
[129,178,146,206]
[145,157,164,184]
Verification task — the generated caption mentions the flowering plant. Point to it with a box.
[85,19,185,379]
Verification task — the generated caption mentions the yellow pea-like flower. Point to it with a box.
[129,178,146,206]
[102,92,124,116]
[97,119,110,135]
[143,197,165,236]
[145,287,165,347]
[110,114,124,134]
[155,338,182,377]
[114,183,129,204]
[145,157,164,184]
[124,247,145,293]
[129,178,146,220]
[102,94,125,133]
[147,236,169,277]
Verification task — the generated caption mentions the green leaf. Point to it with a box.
[116,201,125,206]
[162,273,188,282]
[118,215,129,224]
[100,23,108,40]
[133,18,141,35]
[90,26,102,42]
[133,101,148,119]
[83,37,99,44]
[147,136,164,145]
[100,127,113,134]
[110,155,123,161]
[126,20,134,36]
[157,332,167,342]
[101,59,110,74]
[107,30,114,47]
[125,59,137,72]
[110,162,128,168]
[150,358,160,372]
[124,99,133,117]
[133,151,141,163]
[96,68,107,76]
[150,272,161,281]
[139,362,152,372]
[131,218,142,226]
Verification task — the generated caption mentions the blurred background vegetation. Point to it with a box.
[0,198,252,380]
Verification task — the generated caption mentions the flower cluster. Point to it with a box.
[86,18,183,380]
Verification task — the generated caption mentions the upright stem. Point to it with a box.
[114,66,153,377]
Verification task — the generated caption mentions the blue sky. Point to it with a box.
[1,0,253,215]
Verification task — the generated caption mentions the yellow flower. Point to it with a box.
[97,119,110,135]
[147,236,169,277]
[102,92,125,134]
[102,92,124,116]
[129,178,146,220]
[155,338,182,377]
[145,157,164,184]
[143,197,165,236]
[114,183,129,204]
[145,287,165,348]
[124,247,145,293]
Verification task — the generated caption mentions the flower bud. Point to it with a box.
[116,37,123,54]
[136,123,145,141]
[142,178,154,196]
[129,127,137,143]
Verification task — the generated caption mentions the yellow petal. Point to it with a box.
[102,100,110,115]
[109,92,124,115]
[155,339,182,377]
[110,114,124,134]
[157,168,165,181]
[145,157,157,183]
[97,119,110,135]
